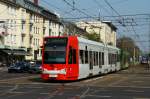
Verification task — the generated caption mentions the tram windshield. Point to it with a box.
[43,38,68,64]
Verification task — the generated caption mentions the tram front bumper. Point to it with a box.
[42,68,66,75]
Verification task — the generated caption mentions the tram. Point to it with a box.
[41,36,121,80]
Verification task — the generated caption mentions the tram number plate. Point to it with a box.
[49,74,58,77]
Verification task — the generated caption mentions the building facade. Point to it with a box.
[76,21,117,46]
[0,0,63,65]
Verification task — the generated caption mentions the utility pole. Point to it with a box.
[98,9,101,21]
[149,15,150,55]
[133,47,136,66]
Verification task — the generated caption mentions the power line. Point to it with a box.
[104,0,121,16]
[63,0,94,19]
[93,0,111,15]
[40,0,75,17]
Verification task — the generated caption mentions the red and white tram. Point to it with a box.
[41,36,120,80]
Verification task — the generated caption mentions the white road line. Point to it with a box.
[25,86,44,89]
[8,85,19,92]
[112,85,150,89]
[84,77,103,83]
[0,85,19,96]
[40,93,49,95]
[134,98,150,99]
[80,86,90,98]
[0,75,39,82]
[87,95,111,98]
[125,90,144,93]
[9,91,26,94]
[132,81,144,83]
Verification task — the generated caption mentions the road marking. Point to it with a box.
[80,87,90,98]
[112,85,150,89]
[125,90,144,93]
[26,86,44,89]
[108,77,128,87]
[87,95,111,98]
[9,91,26,94]
[40,93,50,95]
[0,75,39,82]
[83,77,103,83]
[0,85,19,96]
[6,85,19,93]
[132,81,144,83]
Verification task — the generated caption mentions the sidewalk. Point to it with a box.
[0,66,8,72]
[119,64,150,74]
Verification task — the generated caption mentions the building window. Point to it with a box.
[29,24,33,32]
[38,28,39,34]
[43,27,46,35]
[49,29,51,36]
[22,36,25,45]
[21,20,25,30]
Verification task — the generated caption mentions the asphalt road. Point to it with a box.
[0,64,150,99]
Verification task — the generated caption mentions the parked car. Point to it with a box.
[8,61,30,73]
[28,61,42,73]
[141,57,148,64]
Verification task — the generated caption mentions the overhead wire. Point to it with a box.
[103,0,148,52]
[40,0,75,17]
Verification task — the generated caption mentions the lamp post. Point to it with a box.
[10,33,14,64]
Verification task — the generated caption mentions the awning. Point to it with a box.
[2,49,29,56]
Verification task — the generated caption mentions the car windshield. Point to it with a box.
[35,62,41,67]
[15,62,25,67]
[43,38,67,64]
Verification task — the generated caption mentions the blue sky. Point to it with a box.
[40,0,150,17]
[40,0,150,52]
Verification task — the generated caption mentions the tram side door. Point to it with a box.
[68,46,78,78]
[89,51,93,70]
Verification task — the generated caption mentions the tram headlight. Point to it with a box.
[60,69,66,74]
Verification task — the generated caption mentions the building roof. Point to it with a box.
[102,21,117,31]
[0,0,60,22]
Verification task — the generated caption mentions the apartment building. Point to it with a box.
[0,0,63,65]
[76,21,117,46]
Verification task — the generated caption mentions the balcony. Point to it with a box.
[29,33,33,38]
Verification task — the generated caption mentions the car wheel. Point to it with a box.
[8,70,12,73]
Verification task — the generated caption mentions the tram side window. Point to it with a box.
[117,54,120,62]
[112,54,117,64]
[69,47,77,64]
[108,53,111,64]
[108,53,110,64]
[99,52,102,68]
[94,52,96,66]
[96,52,98,66]
[102,52,104,65]
[80,50,84,64]
[113,54,116,64]
[85,50,88,64]
[114,54,117,63]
